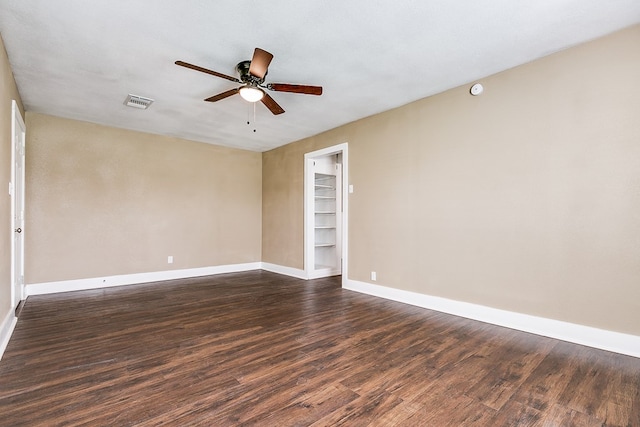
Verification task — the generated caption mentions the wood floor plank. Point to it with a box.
[365,400,425,426]
[0,271,639,426]
[537,403,603,427]
[511,341,586,413]
[488,399,544,426]
[242,383,359,426]
[308,387,404,427]
[395,389,496,426]
[464,332,557,410]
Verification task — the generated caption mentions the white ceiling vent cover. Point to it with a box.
[124,94,154,109]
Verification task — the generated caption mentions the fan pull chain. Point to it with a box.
[253,102,257,133]
[246,103,257,133]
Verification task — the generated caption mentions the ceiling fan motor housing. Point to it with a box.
[236,60,266,85]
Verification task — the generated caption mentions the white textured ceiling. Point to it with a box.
[1,1,639,152]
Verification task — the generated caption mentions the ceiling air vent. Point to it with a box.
[124,94,154,109]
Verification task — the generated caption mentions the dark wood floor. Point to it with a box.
[0,271,638,426]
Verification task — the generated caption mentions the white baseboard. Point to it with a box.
[25,262,312,297]
[25,262,262,296]
[344,279,640,359]
[0,309,17,361]
[260,262,307,279]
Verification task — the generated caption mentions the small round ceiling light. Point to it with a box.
[470,83,484,96]
[239,85,265,103]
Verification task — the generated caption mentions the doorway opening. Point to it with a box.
[304,143,348,284]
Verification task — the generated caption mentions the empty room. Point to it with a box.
[0,1,639,426]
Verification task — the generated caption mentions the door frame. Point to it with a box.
[10,100,26,310]
[304,143,348,285]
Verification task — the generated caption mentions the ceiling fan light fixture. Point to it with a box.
[239,86,264,103]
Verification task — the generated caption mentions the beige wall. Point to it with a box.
[262,25,640,336]
[0,33,24,321]
[25,113,262,284]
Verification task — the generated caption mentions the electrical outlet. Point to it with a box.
[168,256,173,264]
[371,271,377,281]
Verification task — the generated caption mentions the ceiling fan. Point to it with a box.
[175,48,322,115]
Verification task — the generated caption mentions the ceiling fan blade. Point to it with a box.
[268,83,323,96]
[175,60,240,83]
[261,93,285,115]
[204,88,239,102]
[248,48,273,79]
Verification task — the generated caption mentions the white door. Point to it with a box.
[11,100,26,310]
